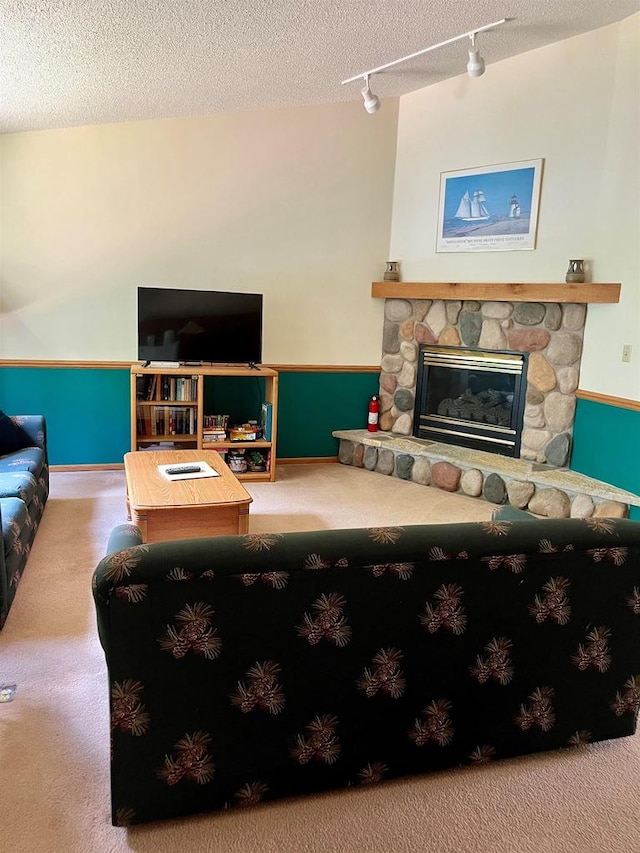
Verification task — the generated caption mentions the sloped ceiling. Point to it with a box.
[1,0,639,133]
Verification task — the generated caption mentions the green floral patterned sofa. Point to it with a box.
[0,412,49,627]
[93,518,640,826]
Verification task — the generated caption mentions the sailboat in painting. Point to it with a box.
[455,190,490,222]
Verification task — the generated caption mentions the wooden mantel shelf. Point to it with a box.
[371,282,621,304]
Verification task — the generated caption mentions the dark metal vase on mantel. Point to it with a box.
[384,261,400,281]
[566,259,585,283]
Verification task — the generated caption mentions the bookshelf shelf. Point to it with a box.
[203,439,272,449]
[130,364,279,483]
[137,400,199,406]
[138,435,198,444]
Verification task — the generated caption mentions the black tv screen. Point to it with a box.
[138,287,263,365]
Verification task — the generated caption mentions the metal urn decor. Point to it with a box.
[384,261,401,281]
[566,259,586,283]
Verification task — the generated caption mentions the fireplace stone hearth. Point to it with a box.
[332,429,640,519]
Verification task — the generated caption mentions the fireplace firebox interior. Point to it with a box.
[413,345,528,457]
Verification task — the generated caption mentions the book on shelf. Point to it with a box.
[203,429,227,442]
[260,402,273,441]
[137,372,199,403]
[161,375,198,401]
[135,405,197,437]
[136,375,148,400]
[146,375,158,400]
[203,413,230,430]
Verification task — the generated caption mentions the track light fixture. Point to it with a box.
[342,18,506,113]
[466,34,485,78]
[361,74,381,114]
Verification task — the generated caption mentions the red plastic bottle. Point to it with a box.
[367,395,380,432]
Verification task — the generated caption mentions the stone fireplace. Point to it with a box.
[413,344,527,456]
[333,282,639,519]
[380,297,587,468]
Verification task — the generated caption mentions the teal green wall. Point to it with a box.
[0,368,131,464]
[3,367,637,522]
[0,366,378,465]
[276,371,380,457]
[570,398,640,520]
[203,371,379,457]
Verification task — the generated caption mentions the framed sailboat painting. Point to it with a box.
[436,159,543,252]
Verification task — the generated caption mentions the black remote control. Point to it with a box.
[165,465,202,475]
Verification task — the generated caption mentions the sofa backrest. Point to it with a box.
[93,518,640,825]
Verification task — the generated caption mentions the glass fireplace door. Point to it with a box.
[413,345,527,457]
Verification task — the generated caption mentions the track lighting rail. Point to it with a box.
[341,18,507,112]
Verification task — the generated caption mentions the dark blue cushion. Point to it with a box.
[0,411,29,454]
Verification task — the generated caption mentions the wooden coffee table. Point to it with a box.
[124,449,253,543]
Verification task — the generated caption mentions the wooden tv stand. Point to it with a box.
[130,363,278,483]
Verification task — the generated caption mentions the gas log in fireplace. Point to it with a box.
[413,345,528,457]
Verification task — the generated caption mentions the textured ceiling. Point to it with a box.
[1,0,639,134]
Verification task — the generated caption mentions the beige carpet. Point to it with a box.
[1,463,640,853]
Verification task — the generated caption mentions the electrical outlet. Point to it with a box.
[622,344,632,363]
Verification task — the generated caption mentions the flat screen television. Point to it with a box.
[138,287,263,365]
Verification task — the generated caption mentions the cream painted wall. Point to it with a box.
[0,100,398,364]
[2,18,638,383]
[390,16,640,400]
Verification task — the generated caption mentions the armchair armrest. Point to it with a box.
[93,524,144,652]
[106,523,143,555]
[491,505,537,521]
